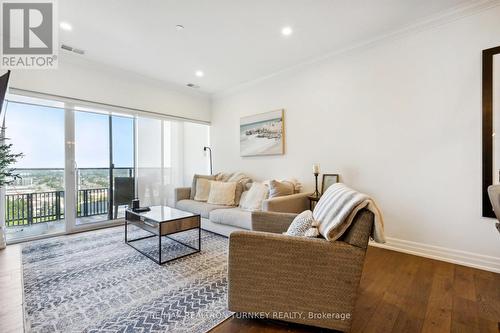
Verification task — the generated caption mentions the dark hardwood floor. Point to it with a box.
[211,247,500,333]
[1,243,498,332]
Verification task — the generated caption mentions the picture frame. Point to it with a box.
[240,109,285,157]
[321,174,339,194]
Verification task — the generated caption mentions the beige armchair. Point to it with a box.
[228,209,374,332]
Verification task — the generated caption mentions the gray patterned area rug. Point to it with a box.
[21,226,232,332]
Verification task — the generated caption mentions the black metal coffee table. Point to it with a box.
[125,206,201,264]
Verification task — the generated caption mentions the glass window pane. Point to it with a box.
[3,101,65,241]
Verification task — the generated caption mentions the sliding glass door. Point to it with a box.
[111,114,135,219]
[2,92,209,243]
[68,109,135,231]
[74,111,111,225]
[3,99,66,242]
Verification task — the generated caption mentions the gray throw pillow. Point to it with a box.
[190,174,216,200]
[268,179,294,198]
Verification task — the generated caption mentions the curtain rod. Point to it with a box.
[8,87,211,125]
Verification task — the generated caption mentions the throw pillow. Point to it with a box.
[190,174,216,199]
[215,172,233,182]
[285,210,319,237]
[282,178,303,193]
[268,179,294,198]
[238,191,249,208]
[239,182,269,211]
[234,182,244,205]
[207,181,237,206]
[227,172,252,204]
[264,178,303,194]
[194,178,211,201]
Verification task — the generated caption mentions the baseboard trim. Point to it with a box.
[369,237,500,274]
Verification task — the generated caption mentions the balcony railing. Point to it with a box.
[5,188,112,227]
[5,167,133,227]
[6,190,64,226]
[77,188,108,218]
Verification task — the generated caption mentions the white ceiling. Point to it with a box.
[59,0,473,94]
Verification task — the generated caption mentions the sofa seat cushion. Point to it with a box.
[176,199,229,219]
[209,208,252,230]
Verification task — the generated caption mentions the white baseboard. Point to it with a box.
[369,237,500,274]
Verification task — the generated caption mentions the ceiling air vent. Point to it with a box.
[186,83,200,88]
[61,44,85,55]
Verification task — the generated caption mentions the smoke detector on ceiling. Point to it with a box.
[61,44,85,55]
[186,83,200,88]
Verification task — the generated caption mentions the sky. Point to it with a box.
[5,101,134,169]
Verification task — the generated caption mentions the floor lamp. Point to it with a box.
[203,146,213,175]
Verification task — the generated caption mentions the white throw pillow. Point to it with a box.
[285,210,320,237]
[207,181,237,206]
[194,178,211,201]
[239,182,269,211]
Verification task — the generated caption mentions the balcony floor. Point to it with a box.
[6,209,126,243]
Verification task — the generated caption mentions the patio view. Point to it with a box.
[5,167,134,240]
[4,96,135,242]
[2,94,209,243]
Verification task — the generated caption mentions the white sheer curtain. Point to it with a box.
[136,117,183,207]
[136,115,209,208]
[137,117,162,206]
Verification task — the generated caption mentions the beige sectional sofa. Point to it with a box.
[174,186,309,236]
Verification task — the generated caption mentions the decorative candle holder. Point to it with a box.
[313,172,320,197]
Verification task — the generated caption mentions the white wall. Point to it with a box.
[211,6,500,270]
[8,55,211,122]
[183,122,211,186]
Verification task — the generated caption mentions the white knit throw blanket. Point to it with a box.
[313,183,386,243]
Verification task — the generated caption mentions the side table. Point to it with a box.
[307,195,321,210]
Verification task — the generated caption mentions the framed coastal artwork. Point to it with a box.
[240,109,285,157]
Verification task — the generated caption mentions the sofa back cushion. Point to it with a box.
[207,181,237,206]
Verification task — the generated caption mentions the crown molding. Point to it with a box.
[213,0,500,99]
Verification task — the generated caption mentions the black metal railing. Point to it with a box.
[5,167,134,227]
[5,190,64,226]
[76,188,108,218]
[5,188,111,227]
